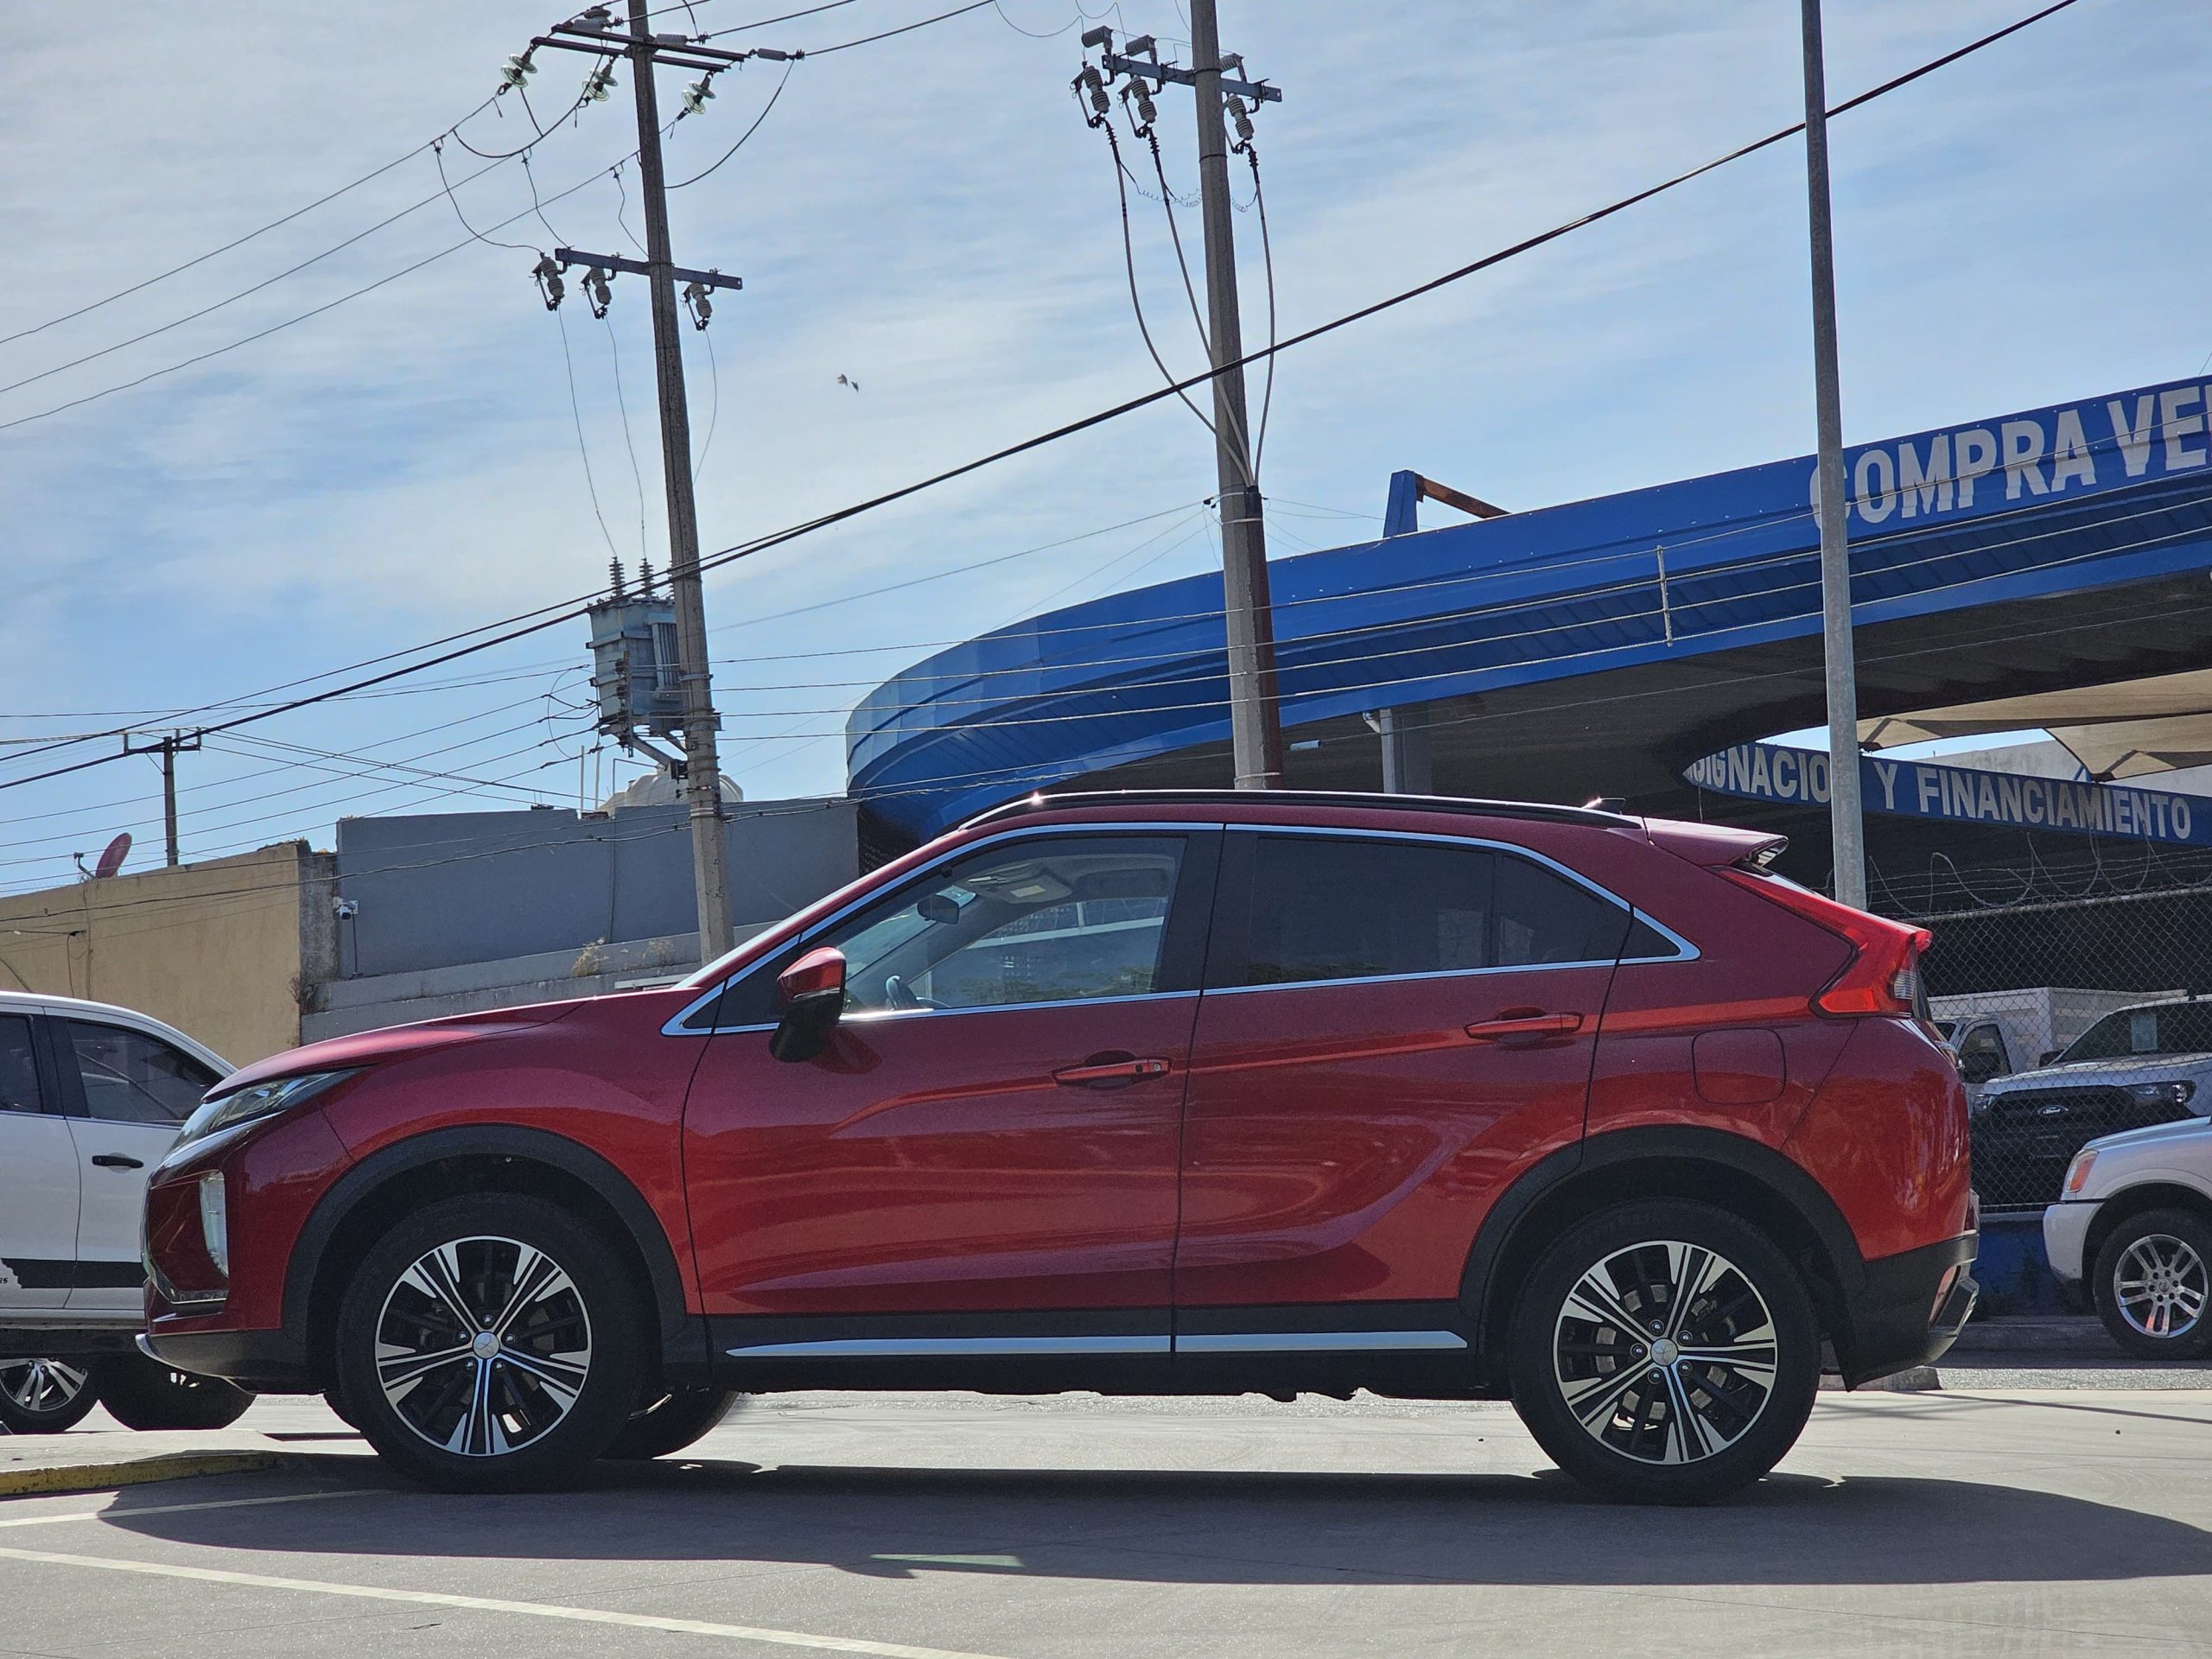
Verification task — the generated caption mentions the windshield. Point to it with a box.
[2058,1002,2212,1064]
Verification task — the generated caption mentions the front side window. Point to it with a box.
[0,1015,43,1116]
[1224,834,1632,989]
[827,836,1186,1014]
[66,1021,217,1126]
[686,834,1191,1025]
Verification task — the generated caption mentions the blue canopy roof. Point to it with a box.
[850,375,2212,839]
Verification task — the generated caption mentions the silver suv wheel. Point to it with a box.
[2111,1230,2208,1340]
[1,1359,88,1415]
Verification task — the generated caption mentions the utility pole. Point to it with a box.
[527,3,750,959]
[1799,0,1866,907]
[1091,8,1284,789]
[124,732,200,868]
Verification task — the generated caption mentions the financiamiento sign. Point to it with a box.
[1684,743,2212,847]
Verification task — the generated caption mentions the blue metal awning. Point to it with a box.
[850,375,2212,838]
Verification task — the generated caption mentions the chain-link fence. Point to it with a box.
[1872,841,2212,1220]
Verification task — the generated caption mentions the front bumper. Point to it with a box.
[142,1319,314,1392]
[2042,1199,2100,1285]
[1839,1230,1980,1387]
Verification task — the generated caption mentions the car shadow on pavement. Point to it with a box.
[98,1456,2212,1587]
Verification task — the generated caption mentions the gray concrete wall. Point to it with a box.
[302,931,740,1041]
[333,798,858,979]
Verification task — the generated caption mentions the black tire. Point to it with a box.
[0,1358,99,1433]
[1507,1198,1821,1504]
[2092,1207,2212,1361]
[333,1192,645,1491]
[603,1389,741,1460]
[88,1352,255,1432]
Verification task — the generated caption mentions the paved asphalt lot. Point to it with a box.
[3,1376,2209,1658]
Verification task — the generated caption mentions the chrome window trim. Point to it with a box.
[1176,1330,1467,1354]
[727,1335,1170,1358]
[1214,821,1700,995]
[664,821,1224,1037]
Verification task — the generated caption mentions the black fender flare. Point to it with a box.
[282,1123,693,1357]
[1459,1125,1868,1357]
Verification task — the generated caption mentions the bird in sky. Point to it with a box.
[836,374,860,392]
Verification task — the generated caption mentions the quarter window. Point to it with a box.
[65,1022,217,1127]
[1224,834,1633,989]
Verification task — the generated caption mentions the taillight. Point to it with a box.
[1716,866,1932,1019]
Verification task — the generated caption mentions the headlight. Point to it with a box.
[174,1070,359,1151]
[2124,1080,2196,1109]
[2063,1149,2098,1197]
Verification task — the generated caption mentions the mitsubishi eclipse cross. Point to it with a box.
[143,791,1977,1503]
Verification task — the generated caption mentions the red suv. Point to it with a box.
[144,791,1975,1502]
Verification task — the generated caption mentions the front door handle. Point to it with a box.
[1054,1052,1173,1089]
[91,1154,144,1170]
[1465,1011,1584,1048]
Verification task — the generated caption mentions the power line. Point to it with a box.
[556,305,625,560]
[667,60,795,188]
[601,312,654,561]
[0,99,498,352]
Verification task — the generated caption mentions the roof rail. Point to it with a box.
[958,788,1640,832]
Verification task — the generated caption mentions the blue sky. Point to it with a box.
[0,0,2202,891]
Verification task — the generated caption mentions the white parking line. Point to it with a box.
[0,1490,371,1529]
[0,1542,1014,1659]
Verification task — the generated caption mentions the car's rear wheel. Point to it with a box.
[603,1388,741,1460]
[1507,1199,1821,1504]
[88,1352,254,1431]
[0,1358,97,1433]
[2093,1208,2212,1360]
[334,1192,644,1491]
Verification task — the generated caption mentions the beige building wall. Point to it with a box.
[0,842,334,1067]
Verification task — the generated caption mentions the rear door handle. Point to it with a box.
[1465,1012,1584,1048]
[1054,1053,1173,1089]
[91,1154,144,1170]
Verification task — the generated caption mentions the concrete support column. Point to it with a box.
[1376,704,1433,795]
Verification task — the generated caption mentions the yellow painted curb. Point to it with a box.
[0,1452,277,1499]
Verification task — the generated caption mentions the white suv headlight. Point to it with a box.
[173,1070,359,1153]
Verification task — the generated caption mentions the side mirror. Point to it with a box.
[2039,1049,2063,1067]
[768,946,847,1063]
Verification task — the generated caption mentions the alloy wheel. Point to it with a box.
[374,1235,593,1458]
[2113,1232,2209,1340]
[0,1358,89,1417]
[1553,1238,1779,1465]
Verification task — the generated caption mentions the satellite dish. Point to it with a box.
[92,833,131,880]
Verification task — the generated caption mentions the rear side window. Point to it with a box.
[1221,834,1632,989]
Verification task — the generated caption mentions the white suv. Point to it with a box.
[0,990,251,1432]
[2044,1116,2212,1359]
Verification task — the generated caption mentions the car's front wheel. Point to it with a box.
[0,1358,97,1433]
[2093,1207,2212,1360]
[334,1193,645,1491]
[1508,1199,1821,1504]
